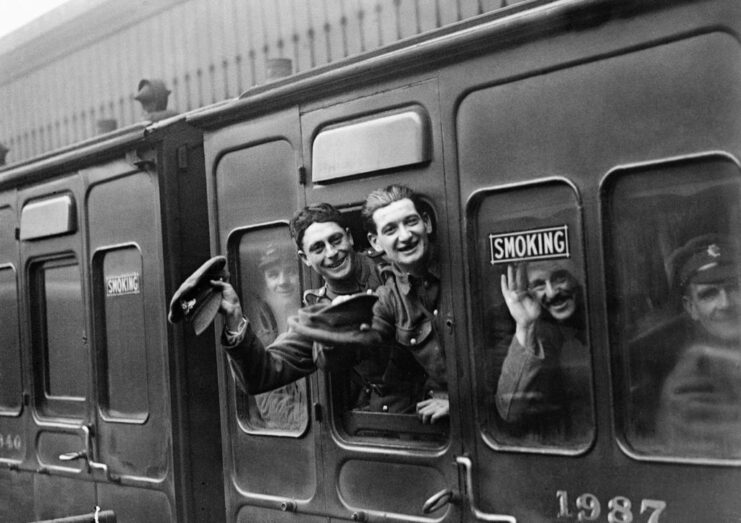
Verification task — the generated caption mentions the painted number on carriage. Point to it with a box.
[557,491,666,522]
[0,433,22,451]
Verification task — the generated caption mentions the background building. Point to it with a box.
[0,0,527,165]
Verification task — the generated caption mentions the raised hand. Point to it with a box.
[500,264,541,350]
[500,263,541,328]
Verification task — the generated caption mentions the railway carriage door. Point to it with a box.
[451,11,741,521]
[301,79,463,521]
[85,159,174,520]
[18,175,99,519]
[205,107,322,522]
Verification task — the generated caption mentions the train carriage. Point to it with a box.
[1,0,740,521]
[0,119,224,522]
[190,0,741,521]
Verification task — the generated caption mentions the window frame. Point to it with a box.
[466,177,596,456]
[226,221,310,437]
[601,152,741,466]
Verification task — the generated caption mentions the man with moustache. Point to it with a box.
[496,259,592,442]
[212,203,423,414]
[634,234,741,457]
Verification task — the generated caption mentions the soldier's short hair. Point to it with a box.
[361,184,426,234]
[289,203,346,250]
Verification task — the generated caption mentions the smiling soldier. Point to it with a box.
[357,184,450,424]
[211,203,423,414]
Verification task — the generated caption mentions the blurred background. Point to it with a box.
[0,0,527,166]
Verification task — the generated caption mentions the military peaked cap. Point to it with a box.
[668,234,738,289]
[288,292,378,346]
[168,256,229,335]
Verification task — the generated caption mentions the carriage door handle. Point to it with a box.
[59,424,94,464]
[422,487,457,514]
[456,455,517,522]
[59,425,119,482]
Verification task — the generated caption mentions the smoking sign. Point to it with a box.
[489,225,570,265]
[106,272,141,296]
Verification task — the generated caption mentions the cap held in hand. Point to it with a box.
[288,292,378,346]
[169,256,229,335]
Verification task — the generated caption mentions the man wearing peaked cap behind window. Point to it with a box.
[650,234,741,457]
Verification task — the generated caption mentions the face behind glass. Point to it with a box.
[299,221,356,283]
[684,280,741,341]
[263,262,299,298]
[369,198,431,274]
[526,260,580,321]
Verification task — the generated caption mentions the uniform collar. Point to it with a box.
[380,256,440,296]
[305,253,375,302]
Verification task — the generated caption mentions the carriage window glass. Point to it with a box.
[95,246,148,422]
[327,208,448,446]
[470,182,594,452]
[32,258,88,418]
[605,157,741,461]
[231,225,308,435]
[0,266,22,414]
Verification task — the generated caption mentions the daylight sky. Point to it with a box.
[0,0,70,39]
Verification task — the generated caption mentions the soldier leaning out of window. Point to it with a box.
[211,203,426,416]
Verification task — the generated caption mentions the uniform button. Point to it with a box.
[382,405,389,412]
[410,338,417,345]
[433,309,438,316]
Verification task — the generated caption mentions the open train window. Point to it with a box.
[30,257,88,419]
[93,245,149,422]
[604,156,741,461]
[230,224,308,436]
[0,265,22,415]
[327,205,448,446]
[468,181,595,453]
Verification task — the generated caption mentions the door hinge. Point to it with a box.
[298,166,307,185]
[177,145,189,171]
[313,402,323,422]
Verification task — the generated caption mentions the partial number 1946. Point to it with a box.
[557,490,666,523]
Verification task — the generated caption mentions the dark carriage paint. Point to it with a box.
[0,1,738,522]
[190,0,741,521]
[0,119,224,522]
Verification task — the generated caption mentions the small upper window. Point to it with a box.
[21,194,76,240]
[605,156,741,461]
[312,107,431,183]
[469,181,594,452]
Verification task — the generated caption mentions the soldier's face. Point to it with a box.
[368,198,432,274]
[263,263,299,297]
[684,280,741,341]
[300,221,356,283]
[526,260,580,321]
